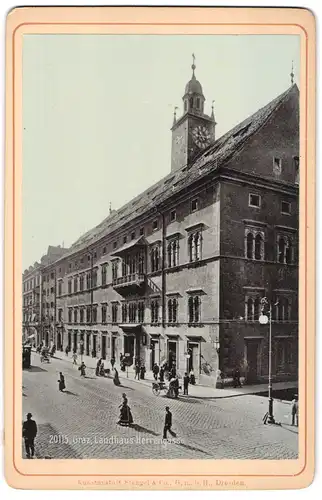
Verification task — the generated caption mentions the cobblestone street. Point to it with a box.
[22,353,298,460]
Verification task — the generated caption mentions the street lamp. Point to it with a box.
[259,297,278,425]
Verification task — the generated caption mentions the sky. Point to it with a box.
[22,34,300,270]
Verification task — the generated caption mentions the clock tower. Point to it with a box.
[171,54,217,173]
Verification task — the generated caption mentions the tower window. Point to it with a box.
[170,209,176,222]
[184,101,187,112]
[189,97,193,109]
[281,201,291,214]
[196,97,200,109]
[249,193,261,208]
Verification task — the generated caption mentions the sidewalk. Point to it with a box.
[45,350,298,400]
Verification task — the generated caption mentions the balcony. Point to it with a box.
[112,273,146,294]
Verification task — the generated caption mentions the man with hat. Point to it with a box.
[163,406,177,440]
[22,412,38,458]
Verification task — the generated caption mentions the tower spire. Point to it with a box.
[191,53,196,76]
[290,60,294,85]
[211,100,215,119]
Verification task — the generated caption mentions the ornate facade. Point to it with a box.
[25,59,299,387]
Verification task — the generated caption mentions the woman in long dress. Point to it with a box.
[58,372,66,392]
[117,394,133,426]
[113,367,121,386]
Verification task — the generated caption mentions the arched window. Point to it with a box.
[285,239,292,264]
[189,97,193,109]
[278,237,286,263]
[172,299,178,323]
[196,97,200,109]
[195,232,201,260]
[151,246,160,272]
[194,296,200,323]
[246,297,253,321]
[188,234,194,262]
[184,100,188,112]
[168,299,173,323]
[188,296,194,323]
[247,233,254,259]
[254,297,260,320]
[255,234,263,260]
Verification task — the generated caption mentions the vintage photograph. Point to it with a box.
[21,33,300,461]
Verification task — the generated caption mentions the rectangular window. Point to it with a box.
[92,269,97,288]
[152,219,158,231]
[151,300,159,324]
[103,246,107,255]
[68,279,72,294]
[86,306,91,323]
[138,302,145,323]
[113,241,117,249]
[73,276,78,293]
[150,245,160,272]
[101,304,107,323]
[86,272,91,289]
[170,209,176,222]
[58,281,62,296]
[123,236,127,244]
[191,199,198,212]
[188,295,201,324]
[50,272,54,280]
[101,264,107,286]
[112,261,118,281]
[80,308,84,324]
[68,308,72,323]
[249,193,261,208]
[131,231,136,240]
[273,157,282,172]
[281,201,291,215]
[74,309,78,323]
[129,303,137,323]
[50,287,54,294]
[167,239,179,267]
[140,227,144,236]
[112,303,118,323]
[92,306,97,324]
[79,274,84,291]
[58,309,63,322]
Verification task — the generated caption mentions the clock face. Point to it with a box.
[192,125,211,149]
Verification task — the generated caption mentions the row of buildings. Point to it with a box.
[23,59,299,387]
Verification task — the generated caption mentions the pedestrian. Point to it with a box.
[159,365,165,383]
[79,361,86,377]
[189,369,196,385]
[117,394,133,426]
[232,367,242,388]
[72,352,78,365]
[58,372,66,392]
[163,406,176,439]
[22,413,37,458]
[65,346,69,357]
[134,363,140,380]
[170,364,176,379]
[96,358,102,376]
[140,364,146,380]
[99,361,105,377]
[153,363,159,381]
[183,372,189,395]
[291,395,299,426]
[113,367,121,386]
[110,357,115,370]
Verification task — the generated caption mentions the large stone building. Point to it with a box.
[30,60,299,387]
[22,245,68,344]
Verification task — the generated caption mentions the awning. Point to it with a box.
[111,236,147,257]
[166,333,181,339]
[119,324,142,333]
[186,335,207,342]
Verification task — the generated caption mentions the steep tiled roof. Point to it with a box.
[60,84,298,261]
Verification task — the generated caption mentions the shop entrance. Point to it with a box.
[167,340,177,369]
[188,342,200,374]
[101,335,107,360]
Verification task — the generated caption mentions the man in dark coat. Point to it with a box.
[22,413,37,458]
[183,372,190,395]
[152,363,159,381]
[163,406,176,439]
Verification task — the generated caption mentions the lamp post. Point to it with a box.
[259,297,278,425]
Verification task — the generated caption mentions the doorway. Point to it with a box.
[188,342,200,374]
[67,331,71,351]
[73,332,77,352]
[151,339,160,369]
[111,336,116,358]
[92,334,97,356]
[101,335,107,360]
[245,340,261,383]
[168,340,177,369]
[86,333,90,356]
